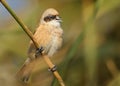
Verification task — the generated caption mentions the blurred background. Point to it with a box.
[0,0,120,86]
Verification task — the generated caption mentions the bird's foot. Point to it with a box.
[35,46,44,58]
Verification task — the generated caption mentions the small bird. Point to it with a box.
[16,8,63,83]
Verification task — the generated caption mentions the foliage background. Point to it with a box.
[0,0,120,86]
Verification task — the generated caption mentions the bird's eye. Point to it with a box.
[44,15,57,22]
[49,15,56,19]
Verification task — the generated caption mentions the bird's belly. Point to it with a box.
[47,35,62,57]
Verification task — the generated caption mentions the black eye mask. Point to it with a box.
[44,15,57,22]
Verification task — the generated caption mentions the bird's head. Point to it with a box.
[40,8,62,27]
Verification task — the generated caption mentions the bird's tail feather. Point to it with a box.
[16,58,36,83]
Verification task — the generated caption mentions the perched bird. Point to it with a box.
[16,8,63,83]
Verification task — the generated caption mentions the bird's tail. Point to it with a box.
[16,58,36,83]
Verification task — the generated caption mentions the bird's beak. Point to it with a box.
[56,16,62,22]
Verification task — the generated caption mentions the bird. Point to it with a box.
[16,8,63,83]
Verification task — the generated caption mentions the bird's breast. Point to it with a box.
[33,25,63,56]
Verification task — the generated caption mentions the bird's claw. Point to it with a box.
[35,46,44,57]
